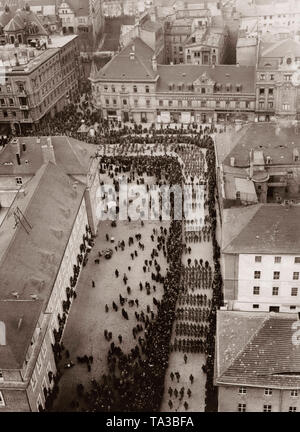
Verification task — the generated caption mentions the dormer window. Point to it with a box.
[226,83,231,92]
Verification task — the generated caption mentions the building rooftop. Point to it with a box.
[0,44,58,72]
[0,299,44,369]
[4,8,48,35]
[156,64,255,93]
[216,310,300,388]
[222,203,300,254]
[94,37,158,81]
[0,162,86,305]
[0,135,97,176]
[223,123,300,167]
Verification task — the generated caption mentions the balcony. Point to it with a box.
[20,105,29,110]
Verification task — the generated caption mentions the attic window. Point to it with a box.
[264,63,272,67]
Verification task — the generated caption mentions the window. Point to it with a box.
[16,177,23,185]
[105,99,109,105]
[259,88,265,95]
[9,98,13,106]
[253,304,259,309]
[291,390,298,397]
[283,103,290,111]
[238,403,246,412]
[187,100,192,107]
[0,391,4,407]
[246,101,250,109]
[122,99,127,105]
[295,257,300,264]
[272,287,279,296]
[260,74,265,80]
[284,75,292,81]
[3,110,7,117]
[294,272,299,280]
[145,85,149,93]
[254,271,261,279]
[201,88,206,94]
[290,306,296,310]
[253,286,260,295]
[133,85,137,93]
[134,99,138,107]
[268,102,273,109]
[104,85,108,91]
[159,100,163,106]
[270,74,274,81]
[273,271,280,280]
[111,85,115,93]
[291,288,298,296]
[146,99,150,107]
[178,100,182,108]
[0,371,3,382]
[274,256,281,263]
[255,256,262,262]
[289,407,297,412]
[259,102,264,109]
[263,404,272,412]
[239,387,247,394]
[113,99,117,106]
[201,100,206,107]
[268,88,273,96]
[168,100,173,107]
[265,388,272,395]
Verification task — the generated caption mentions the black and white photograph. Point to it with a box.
[0,0,299,420]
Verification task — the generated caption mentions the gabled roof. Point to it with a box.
[4,8,48,35]
[216,310,300,388]
[222,204,300,254]
[0,136,97,176]
[95,37,158,82]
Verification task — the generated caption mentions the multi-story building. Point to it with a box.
[0,34,80,134]
[164,18,193,64]
[91,36,256,124]
[184,26,227,65]
[236,0,300,35]
[58,0,103,38]
[215,309,300,412]
[255,38,300,121]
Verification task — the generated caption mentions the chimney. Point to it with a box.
[11,138,21,165]
[249,148,254,178]
[130,45,135,60]
[41,137,56,164]
[22,142,26,152]
[152,54,157,71]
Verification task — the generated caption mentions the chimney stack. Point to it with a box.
[152,54,157,71]
[130,45,135,60]
[41,137,56,164]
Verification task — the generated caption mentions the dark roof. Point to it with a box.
[261,38,300,58]
[0,162,86,305]
[95,37,158,82]
[0,136,97,175]
[216,310,300,388]
[156,64,255,93]
[222,204,300,254]
[0,300,44,369]
[223,123,300,167]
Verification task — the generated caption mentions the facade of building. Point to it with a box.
[91,36,256,124]
[58,0,103,37]
[164,18,193,64]
[255,38,300,121]
[0,160,91,411]
[184,26,227,65]
[215,310,300,412]
[0,34,80,133]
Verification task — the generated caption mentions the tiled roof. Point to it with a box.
[95,37,158,81]
[0,162,85,303]
[216,310,300,388]
[156,64,255,93]
[222,204,300,254]
[0,136,97,176]
[223,123,300,167]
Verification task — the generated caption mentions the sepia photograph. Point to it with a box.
[0,0,299,421]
